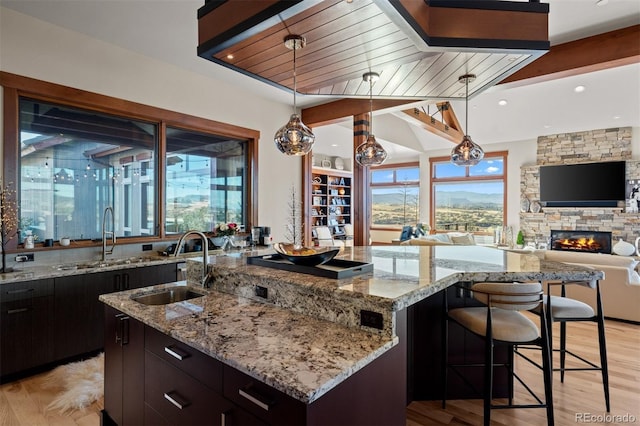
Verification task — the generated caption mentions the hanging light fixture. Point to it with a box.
[355,71,387,167]
[274,35,315,156]
[451,73,484,166]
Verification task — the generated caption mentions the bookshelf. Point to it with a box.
[310,168,352,241]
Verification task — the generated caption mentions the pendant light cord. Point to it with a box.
[465,77,469,135]
[293,43,297,114]
[369,77,373,135]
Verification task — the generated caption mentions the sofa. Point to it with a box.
[400,232,476,246]
[540,250,640,323]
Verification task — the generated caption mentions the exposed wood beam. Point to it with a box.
[302,98,414,128]
[501,25,640,86]
[398,102,464,144]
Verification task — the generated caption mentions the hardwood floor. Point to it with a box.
[1,318,638,425]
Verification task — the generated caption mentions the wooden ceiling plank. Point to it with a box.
[501,25,640,85]
[218,1,385,71]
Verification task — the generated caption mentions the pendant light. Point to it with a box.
[355,71,387,167]
[274,35,315,156]
[451,74,484,166]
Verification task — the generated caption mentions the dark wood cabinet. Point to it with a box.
[103,307,406,426]
[0,279,54,380]
[103,305,145,426]
[54,263,178,362]
[408,286,510,401]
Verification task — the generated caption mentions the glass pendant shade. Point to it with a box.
[451,73,484,166]
[451,135,484,166]
[355,71,387,167]
[274,35,315,156]
[355,134,387,166]
[274,113,315,156]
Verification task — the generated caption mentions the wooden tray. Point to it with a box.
[246,254,373,279]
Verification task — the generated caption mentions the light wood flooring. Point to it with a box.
[1,317,638,426]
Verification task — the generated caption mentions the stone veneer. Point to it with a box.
[520,127,640,246]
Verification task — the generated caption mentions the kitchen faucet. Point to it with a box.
[102,206,116,261]
[173,230,210,288]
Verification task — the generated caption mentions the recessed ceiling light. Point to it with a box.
[613,115,620,120]
[596,0,609,6]
[498,99,508,106]
[574,85,586,93]
[331,143,338,147]
[543,124,551,129]
[226,54,234,60]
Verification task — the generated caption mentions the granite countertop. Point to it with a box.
[0,253,201,284]
[99,282,397,404]
[204,245,604,336]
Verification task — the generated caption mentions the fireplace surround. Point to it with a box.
[549,230,612,254]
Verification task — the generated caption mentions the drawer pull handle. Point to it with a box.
[6,288,35,295]
[239,386,272,411]
[7,308,29,314]
[164,345,190,361]
[163,391,189,410]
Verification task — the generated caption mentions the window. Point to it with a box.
[370,163,420,229]
[19,98,158,241]
[430,152,507,234]
[2,72,259,251]
[165,127,247,234]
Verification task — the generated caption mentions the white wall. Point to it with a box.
[0,7,299,243]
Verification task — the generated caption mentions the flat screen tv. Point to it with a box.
[539,161,626,207]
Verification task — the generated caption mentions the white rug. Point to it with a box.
[43,352,104,413]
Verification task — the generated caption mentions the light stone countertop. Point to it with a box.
[99,282,397,404]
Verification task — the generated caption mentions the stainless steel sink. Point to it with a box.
[132,287,206,305]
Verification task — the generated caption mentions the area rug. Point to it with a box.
[43,352,104,413]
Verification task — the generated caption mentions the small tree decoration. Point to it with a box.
[0,181,19,273]
[284,185,304,248]
[516,230,525,247]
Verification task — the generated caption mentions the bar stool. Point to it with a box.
[442,282,554,426]
[544,280,610,412]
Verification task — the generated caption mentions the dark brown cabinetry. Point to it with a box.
[54,263,178,361]
[0,279,54,380]
[103,305,407,426]
[103,305,145,426]
[408,286,510,401]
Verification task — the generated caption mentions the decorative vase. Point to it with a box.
[612,238,635,256]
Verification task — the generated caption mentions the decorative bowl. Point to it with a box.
[273,243,341,266]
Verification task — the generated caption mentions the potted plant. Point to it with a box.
[516,230,525,248]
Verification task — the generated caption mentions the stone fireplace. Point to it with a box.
[519,127,640,245]
[550,230,612,254]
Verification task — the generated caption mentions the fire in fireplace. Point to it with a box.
[550,230,612,254]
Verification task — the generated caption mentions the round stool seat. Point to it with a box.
[449,307,539,343]
[544,295,594,319]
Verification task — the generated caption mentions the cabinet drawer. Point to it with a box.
[145,325,223,392]
[1,279,54,303]
[145,351,228,426]
[223,365,305,425]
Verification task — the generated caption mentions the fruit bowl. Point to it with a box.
[273,243,341,266]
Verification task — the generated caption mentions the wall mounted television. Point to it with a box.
[539,161,626,207]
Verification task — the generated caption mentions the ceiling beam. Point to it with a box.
[302,98,414,128]
[302,25,639,126]
[397,102,464,144]
[500,25,640,86]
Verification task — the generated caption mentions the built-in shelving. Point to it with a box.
[311,168,352,239]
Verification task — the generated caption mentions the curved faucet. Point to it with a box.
[102,206,116,261]
[173,230,210,287]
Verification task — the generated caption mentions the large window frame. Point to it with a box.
[369,161,420,231]
[430,151,508,234]
[1,72,259,252]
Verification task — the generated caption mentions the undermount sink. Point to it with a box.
[132,286,206,306]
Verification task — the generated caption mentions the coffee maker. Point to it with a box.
[252,226,272,246]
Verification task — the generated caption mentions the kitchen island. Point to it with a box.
[99,245,602,425]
